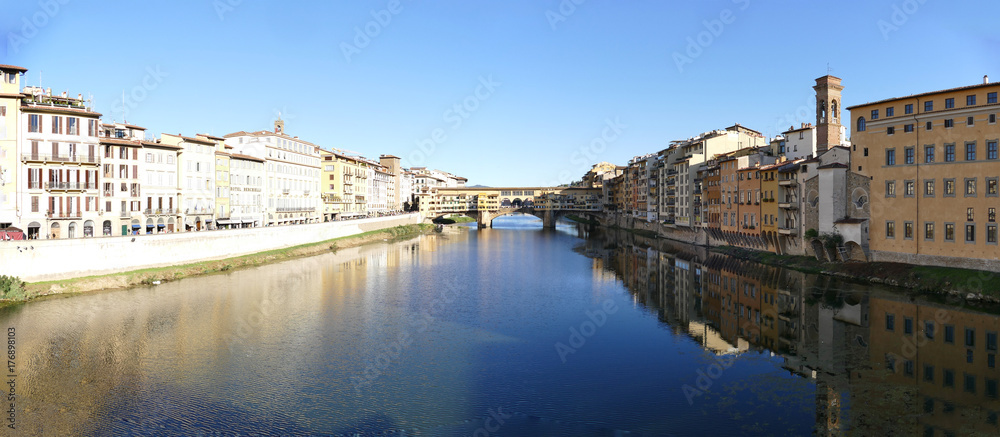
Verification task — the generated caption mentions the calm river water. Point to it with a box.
[4,215,1000,436]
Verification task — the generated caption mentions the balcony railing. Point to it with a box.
[185,207,214,215]
[779,201,798,209]
[778,227,797,235]
[22,153,99,165]
[276,207,316,213]
[144,208,177,215]
[779,179,797,186]
[45,182,97,190]
[46,210,82,220]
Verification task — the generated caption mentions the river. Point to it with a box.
[3,214,999,436]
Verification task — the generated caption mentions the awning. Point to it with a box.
[157,224,165,227]
[216,220,230,225]
[132,225,141,229]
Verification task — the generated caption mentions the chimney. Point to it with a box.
[985,75,990,84]
[61,91,67,98]
[46,88,51,96]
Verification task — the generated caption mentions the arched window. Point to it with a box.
[857,117,866,132]
[831,100,839,120]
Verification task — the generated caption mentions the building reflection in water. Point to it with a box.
[580,226,1000,436]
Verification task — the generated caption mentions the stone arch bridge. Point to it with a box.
[419,186,603,228]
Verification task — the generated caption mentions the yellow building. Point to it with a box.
[320,149,368,220]
[0,64,27,234]
[849,77,1000,270]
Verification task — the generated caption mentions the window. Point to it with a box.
[886,107,895,117]
[886,313,896,331]
[905,180,915,197]
[944,369,955,387]
[989,141,998,160]
[924,145,934,163]
[67,118,78,135]
[886,180,896,197]
[887,126,895,135]
[968,95,977,106]
[945,98,955,109]
[905,360,915,377]
[967,328,977,347]
[967,224,976,242]
[925,321,935,339]
[992,114,998,124]
[863,147,868,156]
[945,325,955,343]
[886,149,896,165]
[945,144,955,162]
[989,332,998,351]
[990,92,998,104]
[991,207,997,221]
[945,223,955,241]
[28,114,40,133]
[51,116,62,134]
[904,222,914,239]
[905,103,913,114]
[886,221,895,238]
[968,116,975,126]
[905,147,914,164]
[925,101,933,112]
[945,119,954,128]
[926,121,933,131]
[904,124,914,132]
[966,178,977,196]
[925,222,935,240]
[924,180,935,197]
[871,109,879,120]
[968,208,975,222]
[989,379,999,399]
[857,117,866,132]
[965,374,976,393]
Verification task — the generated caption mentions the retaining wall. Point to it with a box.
[1,214,421,282]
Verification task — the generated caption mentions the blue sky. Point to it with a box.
[4,0,999,186]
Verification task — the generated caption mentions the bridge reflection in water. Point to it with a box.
[578,226,1000,436]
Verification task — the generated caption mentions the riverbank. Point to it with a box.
[2,224,435,307]
[432,215,476,225]
[712,246,1000,302]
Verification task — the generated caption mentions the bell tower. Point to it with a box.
[274,117,284,135]
[813,75,843,154]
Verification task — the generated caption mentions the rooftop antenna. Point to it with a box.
[827,63,834,74]
[121,90,127,124]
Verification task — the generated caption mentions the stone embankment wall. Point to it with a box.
[1,214,420,282]
[598,213,707,246]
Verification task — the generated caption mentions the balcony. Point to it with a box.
[22,153,99,165]
[778,227,797,235]
[46,210,82,220]
[779,179,797,187]
[45,182,97,191]
[779,200,798,209]
[276,207,316,212]
[120,210,131,218]
[185,207,214,215]
[144,208,177,216]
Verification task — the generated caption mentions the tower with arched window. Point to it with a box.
[813,75,844,154]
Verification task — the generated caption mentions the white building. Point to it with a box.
[17,86,102,239]
[224,119,321,226]
[162,134,216,231]
[98,122,146,236]
[229,153,265,228]
[139,139,180,233]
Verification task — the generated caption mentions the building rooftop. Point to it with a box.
[847,79,1000,110]
[0,64,28,72]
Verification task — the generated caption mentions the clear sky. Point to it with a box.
[4,0,999,186]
